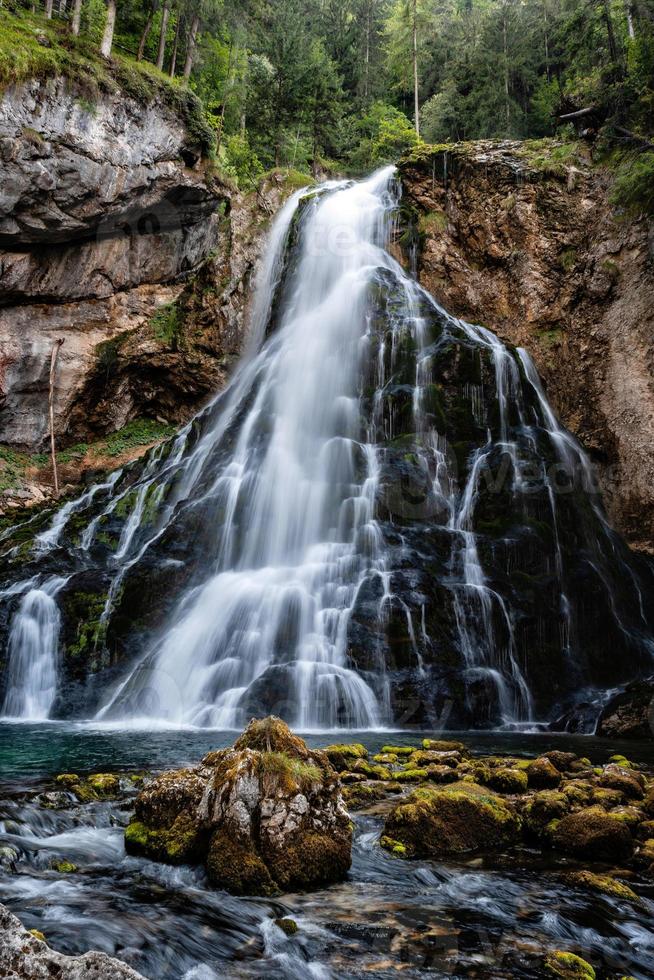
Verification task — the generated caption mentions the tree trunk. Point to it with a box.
[601,0,619,63]
[183,14,200,80]
[59,0,67,15]
[137,9,154,61]
[45,0,54,19]
[412,0,419,136]
[100,0,116,58]
[363,1,370,100]
[156,0,170,71]
[503,10,510,132]
[71,0,83,35]
[49,339,65,497]
[543,3,550,82]
[169,14,181,76]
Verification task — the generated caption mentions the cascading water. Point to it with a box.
[0,167,652,729]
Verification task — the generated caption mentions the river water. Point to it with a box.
[0,727,652,979]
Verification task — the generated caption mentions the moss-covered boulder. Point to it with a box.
[522,790,570,837]
[381,781,520,858]
[544,950,596,978]
[125,717,352,895]
[598,765,645,800]
[526,757,561,789]
[552,806,634,861]
[564,870,640,903]
[322,742,368,769]
[486,767,529,794]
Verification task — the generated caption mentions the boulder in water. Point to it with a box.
[125,717,352,895]
[0,902,145,979]
[381,781,520,858]
[552,806,634,861]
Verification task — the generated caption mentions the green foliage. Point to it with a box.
[101,420,176,458]
[347,101,420,172]
[610,150,654,215]
[148,302,181,346]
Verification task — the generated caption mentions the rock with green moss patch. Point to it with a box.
[421,739,467,754]
[126,716,352,895]
[486,767,528,794]
[51,860,78,874]
[382,781,520,858]
[322,742,368,769]
[564,870,640,903]
[274,917,298,936]
[522,790,570,837]
[527,757,561,789]
[598,765,645,800]
[552,805,634,861]
[544,950,596,978]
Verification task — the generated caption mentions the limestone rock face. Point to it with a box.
[0,902,145,979]
[399,141,654,553]
[125,717,352,895]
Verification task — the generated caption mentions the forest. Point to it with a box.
[2,0,654,198]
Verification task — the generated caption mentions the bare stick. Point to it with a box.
[49,338,65,496]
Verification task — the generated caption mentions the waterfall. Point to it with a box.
[1,167,651,729]
[1,576,68,720]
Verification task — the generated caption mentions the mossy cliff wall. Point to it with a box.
[399,140,654,554]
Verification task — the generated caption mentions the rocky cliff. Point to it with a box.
[0,74,298,518]
[398,141,654,554]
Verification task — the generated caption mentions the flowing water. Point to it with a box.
[0,167,652,732]
[0,728,653,980]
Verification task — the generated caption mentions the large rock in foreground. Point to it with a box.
[597,677,654,740]
[0,903,144,979]
[125,717,352,895]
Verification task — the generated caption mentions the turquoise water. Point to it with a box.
[0,722,652,780]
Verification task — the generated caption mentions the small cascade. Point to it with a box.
[1,576,68,720]
[0,167,652,730]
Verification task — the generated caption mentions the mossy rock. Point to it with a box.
[342,780,401,809]
[407,749,460,768]
[125,814,206,865]
[527,757,561,789]
[598,767,645,800]
[544,950,595,978]
[523,791,570,837]
[591,787,624,808]
[373,752,398,764]
[382,781,521,858]
[323,742,368,768]
[421,739,466,754]
[236,716,317,760]
[562,781,593,807]
[380,835,407,856]
[351,760,392,780]
[29,929,46,943]
[275,917,298,936]
[565,870,640,903]
[395,768,429,782]
[553,806,634,861]
[381,744,416,756]
[52,860,77,873]
[206,828,276,895]
[87,773,120,797]
[486,767,528,794]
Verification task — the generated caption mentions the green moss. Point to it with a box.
[380,835,407,855]
[63,591,108,661]
[566,870,640,903]
[544,950,596,979]
[125,814,203,865]
[323,742,368,761]
[29,929,46,943]
[486,767,528,794]
[395,768,428,782]
[274,917,298,936]
[52,859,78,873]
[381,744,416,755]
[87,773,120,796]
[559,247,578,272]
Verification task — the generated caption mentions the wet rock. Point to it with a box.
[597,677,654,739]
[125,717,352,895]
[544,949,596,978]
[381,781,520,858]
[564,870,641,903]
[522,790,570,838]
[544,751,579,772]
[322,743,368,769]
[0,902,145,979]
[485,767,529,794]
[552,806,634,861]
[526,756,562,789]
[598,765,645,800]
